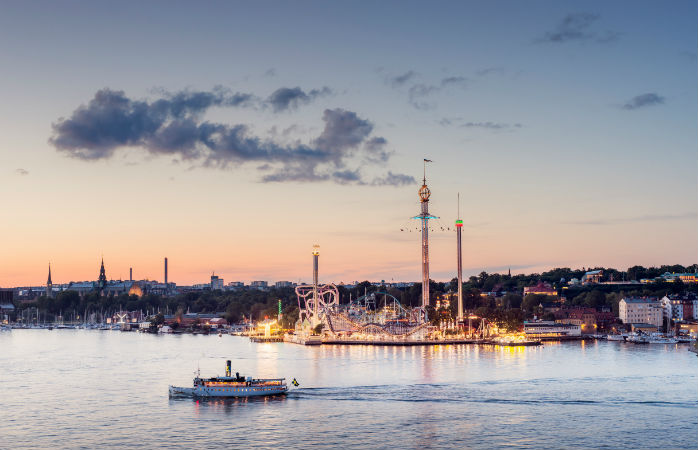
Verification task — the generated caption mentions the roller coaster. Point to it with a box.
[296,290,432,340]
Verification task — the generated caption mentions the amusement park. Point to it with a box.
[281,161,537,346]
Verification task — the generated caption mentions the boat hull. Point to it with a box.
[169,385,287,398]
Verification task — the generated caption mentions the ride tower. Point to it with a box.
[412,159,438,322]
[295,245,339,331]
[312,244,320,318]
[456,193,464,323]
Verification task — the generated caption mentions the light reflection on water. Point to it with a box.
[0,330,696,449]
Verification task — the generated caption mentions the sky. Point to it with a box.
[0,1,696,286]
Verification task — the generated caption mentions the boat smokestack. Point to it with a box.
[164,257,168,286]
[226,360,231,377]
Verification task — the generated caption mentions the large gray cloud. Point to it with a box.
[50,88,414,186]
[267,86,332,112]
[622,93,665,110]
[538,13,619,44]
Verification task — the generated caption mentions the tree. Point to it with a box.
[522,294,548,312]
[150,313,165,326]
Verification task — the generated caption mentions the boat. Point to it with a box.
[169,360,288,398]
[606,334,626,341]
[647,336,679,344]
[626,333,649,344]
[646,333,679,344]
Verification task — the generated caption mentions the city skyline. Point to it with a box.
[1,1,696,286]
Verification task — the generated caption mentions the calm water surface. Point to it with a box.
[1,330,696,449]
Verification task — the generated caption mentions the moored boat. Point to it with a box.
[169,360,288,398]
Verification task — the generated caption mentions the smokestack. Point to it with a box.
[164,257,168,286]
[129,267,133,281]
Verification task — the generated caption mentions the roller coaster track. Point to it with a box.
[326,312,430,338]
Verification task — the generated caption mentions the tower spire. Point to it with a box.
[98,257,107,291]
[46,263,53,298]
[412,159,436,323]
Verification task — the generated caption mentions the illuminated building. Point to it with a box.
[619,297,662,328]
[523,321,581,338]
[523,282,557,297]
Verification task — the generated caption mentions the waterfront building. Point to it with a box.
[661,294,697,322]
[523,321,581,338]
[523,281,557,297]
[1,291,15,321]
[619,297,662,327]
[554,307,616,333]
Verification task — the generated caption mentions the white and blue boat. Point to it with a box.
[169,360,288,398]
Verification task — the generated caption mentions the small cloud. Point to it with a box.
[387,70,417,88]
[266,86,332,112]
[264,68,277,77]
[440,76,467,87]
[621,93,665,110]
[439,118,522,131]
[15,168,29,176]
[538,13,619,44]
[371,171,416,186]
[476,67,506,77]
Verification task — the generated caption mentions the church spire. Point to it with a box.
[98,257,107,290]
[46,263,53,298]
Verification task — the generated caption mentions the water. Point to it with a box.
[1,331,696,449]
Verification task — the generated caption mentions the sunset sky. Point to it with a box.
[1,1,696,286]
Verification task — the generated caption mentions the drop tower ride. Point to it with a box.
[412,159,437,322]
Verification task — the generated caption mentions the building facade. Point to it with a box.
[619,297,663,328]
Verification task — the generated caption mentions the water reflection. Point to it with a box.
[1,331,695,450]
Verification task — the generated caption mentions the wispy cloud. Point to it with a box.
[564,212,697,226]
[386,71,468,110]
[267,86,332,112]
[621,93,665,110]
[407,77,468,110]
[439,118,522,131]
[386,70,417,88]
[15,168,29,176]
[538,13,620,44]
[50,88,414,186]
[476,67,506,77]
